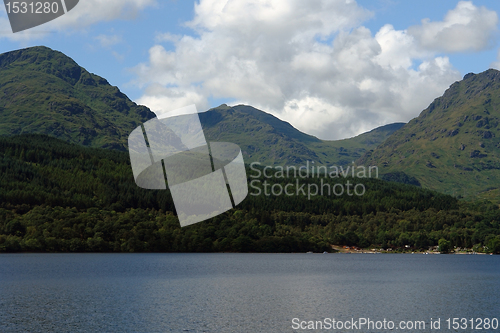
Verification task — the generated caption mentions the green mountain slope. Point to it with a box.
[0,46,156,150]
[3,134,500,254]
[359,69,500,196]
[0,46,403,165]
[200,104,405,166]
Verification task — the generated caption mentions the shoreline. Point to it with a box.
[330,245,495,255]
[0,250,496,255]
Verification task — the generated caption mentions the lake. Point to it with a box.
[0,253,499,332]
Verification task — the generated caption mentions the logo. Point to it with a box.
[4,0,79,33]
[128,105,248,227]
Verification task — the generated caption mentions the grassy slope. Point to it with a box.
[359,69,500,196]
[0,46,156,150]
[200,104,404,167]
[0,46,403,165]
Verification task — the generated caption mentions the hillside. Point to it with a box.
[200,104,404,166]
[0,46,156,150]
[359,69,500,196]
[2,134,499,253]
[0,46,403,164]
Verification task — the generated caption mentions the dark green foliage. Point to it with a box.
[438,238,452,253]
[381,172,421,186]
[488,236,500,254]
[0,134,499,253]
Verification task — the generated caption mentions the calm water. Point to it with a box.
[0,253,499,332]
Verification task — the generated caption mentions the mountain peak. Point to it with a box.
[0,47,404,164]
[0,46,85,85]
[199,104,403,166]
[462,68,500,81]
[359,68,500,195]
[0,47,156,150]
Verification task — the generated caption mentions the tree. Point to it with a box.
[488,236,500,254]
[438,238,451,254]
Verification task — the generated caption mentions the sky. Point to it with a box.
[1,0,500,140]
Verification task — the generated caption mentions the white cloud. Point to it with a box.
[50,0,158,29]
[408,1,498,53]
[186,0,371,42]
[0,0,157,40]
[131,0,491,140]
[137,83,208,118]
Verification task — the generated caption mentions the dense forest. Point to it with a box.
[0,134,499,253]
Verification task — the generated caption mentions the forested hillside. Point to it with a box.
[1,134,499,253]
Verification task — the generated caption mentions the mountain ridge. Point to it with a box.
[0,46,404,166]
[359,68,500,195]
[200,104,405,166]
[0,46,156,150]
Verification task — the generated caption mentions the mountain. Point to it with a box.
[0,46,156,150]
[199,104,405,166]
[359,69,500,196]
[0,46,403,164]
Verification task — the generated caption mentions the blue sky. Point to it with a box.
[1,0,500,140]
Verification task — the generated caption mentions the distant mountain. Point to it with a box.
[200,104,405,166]
[0,46,156,150]
[359,69,500,196]
[0,46,403,165]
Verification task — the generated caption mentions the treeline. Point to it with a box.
[0,134,499,253]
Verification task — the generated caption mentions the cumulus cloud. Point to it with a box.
[131,0,493,140]
[138,83,208,118]
[0,0,157,40]
[408,1,498,53]
[54,0,157,28]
